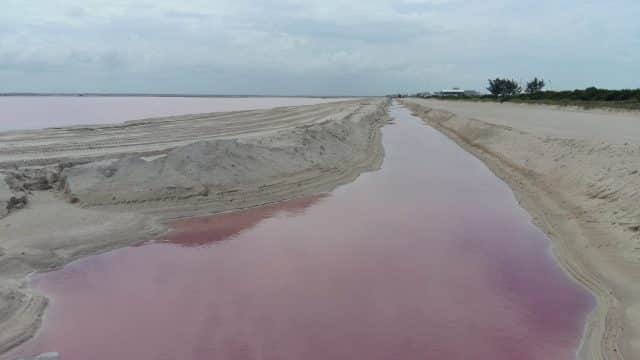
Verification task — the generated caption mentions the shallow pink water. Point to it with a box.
[0,96,351,132]
[11,104,593,360]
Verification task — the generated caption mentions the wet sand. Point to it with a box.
[9,104,592,360]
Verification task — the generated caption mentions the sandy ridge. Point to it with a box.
[402,98,640,360]
[0,98,390,358]
[0,100,367,168]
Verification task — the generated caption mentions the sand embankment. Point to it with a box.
[403,98,640,360]
[0,98,390,357]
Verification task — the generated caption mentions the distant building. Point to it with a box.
[439,88,465,96]
[434,88,481,97]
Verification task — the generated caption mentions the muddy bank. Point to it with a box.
[403,98,640,360]
[0,98,389,356]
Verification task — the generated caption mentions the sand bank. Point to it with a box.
[0,98,390,357]
[403,98,640,360]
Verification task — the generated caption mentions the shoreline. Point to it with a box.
[402,98,636,359]
[0,99,390,358]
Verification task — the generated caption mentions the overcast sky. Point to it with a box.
[1,0,638,95]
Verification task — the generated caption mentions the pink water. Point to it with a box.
[0,96,351,132]
[10,104,593,360]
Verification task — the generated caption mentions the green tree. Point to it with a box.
[525,77,546,94]
[487,78,503,97]
[503,79,522,97]
[487,78,522,98]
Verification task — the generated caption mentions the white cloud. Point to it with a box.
[1,0,639,94]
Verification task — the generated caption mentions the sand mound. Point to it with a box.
[61,99,389,215]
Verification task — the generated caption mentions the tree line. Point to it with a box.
[485,77,640,103]
[487,77,545,97]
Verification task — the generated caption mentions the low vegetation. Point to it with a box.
[424,77,640,110]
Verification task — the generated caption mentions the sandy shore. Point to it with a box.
[0,98,390,357]
[403,98,640,360]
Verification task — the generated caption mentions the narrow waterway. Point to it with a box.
[11,103,593,360]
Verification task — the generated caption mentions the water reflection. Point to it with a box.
[166,196,325,247]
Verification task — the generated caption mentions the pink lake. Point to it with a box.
[9,103,593,360]
[0,96,353,132]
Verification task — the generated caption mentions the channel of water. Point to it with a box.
[10,103,593,360]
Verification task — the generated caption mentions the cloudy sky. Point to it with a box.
[1,0,638,95]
